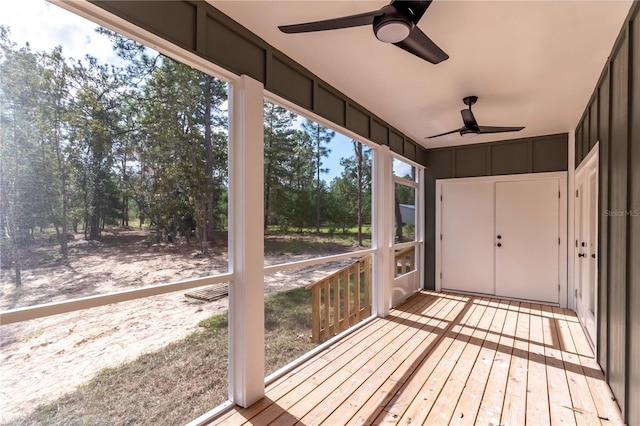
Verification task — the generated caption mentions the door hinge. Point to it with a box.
[440,234,442,240]
[558,284,561,293]
[559,237,561,245]
[575,240,578,248]
[440,195,443,202]
[440,272,443,279]
[559,191,561,198]
[576,189,579,197]
[575,288,578,297]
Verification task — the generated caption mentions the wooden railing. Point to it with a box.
[306,248,416,343]
[395,247,415,276]
[306,255,372,343]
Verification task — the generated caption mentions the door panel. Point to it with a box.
[495,179,560,303]
[441,182,494,294]
[576,161,598,346]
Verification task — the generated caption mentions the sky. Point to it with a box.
[0,0,122,66]
[0,0,413,184]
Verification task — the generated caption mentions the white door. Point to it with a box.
[495,179,560,303]
[575,156,598,345]
[440,181,495,294]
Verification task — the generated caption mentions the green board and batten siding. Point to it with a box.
[91,0,426,164]
[574,3,640,423]
[422,133,569,294]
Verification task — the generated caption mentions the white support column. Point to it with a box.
[228,75,264,407]
[418,167,426,291]
[373,145,393,317]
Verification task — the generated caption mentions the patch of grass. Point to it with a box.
[7,288,317,426]
[264,231,372,257]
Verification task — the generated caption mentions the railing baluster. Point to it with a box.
[311,285,320,342]
[331,275,338,336]
[353,262,360,325]
[340,270,349,332]
[323,279,330,340]
[364,256,371,317]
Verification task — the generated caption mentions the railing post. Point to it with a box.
[353,262,361,324]
[323,280,331,341]
[340,270,349,332]
[311,285,320,343]
[364,255,371,317]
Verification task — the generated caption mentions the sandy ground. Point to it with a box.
[0,230,358,423]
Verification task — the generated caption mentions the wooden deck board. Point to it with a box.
[204,292,623,426]
[540,304,578,425]
[449,298,509,425]
[552,306,601,426]
[475,300,520,425]
[276,293,457,425]
[500,302,531,426]
[320,293,467,425]
[228,294,444,426]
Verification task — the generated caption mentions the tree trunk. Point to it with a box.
[121,150,129,227]
[315,129,321,234]
[89,173,101,240]
[354,141,363,246]
[264,129,272,232]
[53,109,68,258]
[6,189,22,286]
[395,194,403,243]
[204,75,215,243]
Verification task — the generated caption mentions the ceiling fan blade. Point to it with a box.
[426,128,463,139]
[391,0,434,24]
[461,109,478,129]
[278,10,381,34]
[478,126,525,134]
[393,26,448,64]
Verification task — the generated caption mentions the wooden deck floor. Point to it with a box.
[208,291,623,425]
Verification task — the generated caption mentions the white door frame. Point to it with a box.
[574,142,599,349]
[435,171,568,307]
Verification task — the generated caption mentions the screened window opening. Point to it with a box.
[0,1,231,422]
[262,100,375,375]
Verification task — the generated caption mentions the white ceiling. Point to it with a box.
[211,1,632,149]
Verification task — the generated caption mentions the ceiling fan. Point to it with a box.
[278,1,449,65]
[426,96,525,139]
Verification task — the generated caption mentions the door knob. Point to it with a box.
[497,243,502,247]
[591,254,596,259]
[497,235,502,239]
[578,253,586,258]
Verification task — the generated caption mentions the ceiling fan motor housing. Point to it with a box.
[463,96,478,106]
[373,6,414,43]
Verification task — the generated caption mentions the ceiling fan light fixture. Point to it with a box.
[460,129,479,138]
[374,20,411,43]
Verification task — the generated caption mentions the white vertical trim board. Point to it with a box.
[228,75,265,407]
[568,131,576,310]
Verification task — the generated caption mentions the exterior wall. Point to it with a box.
[91,0,427,165]
[573,3,640,423]
[423,133,568,291]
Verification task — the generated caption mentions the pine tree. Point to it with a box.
[302,119,334,233]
